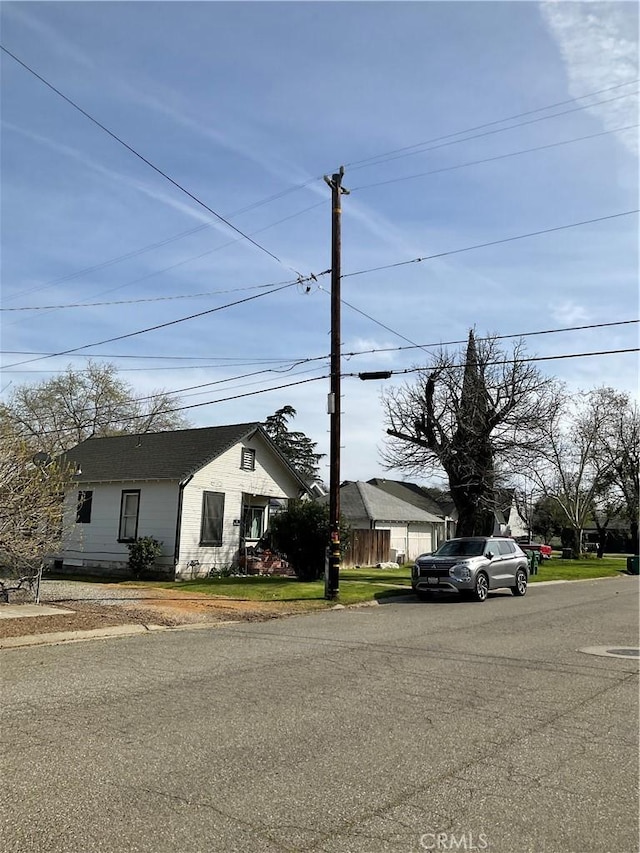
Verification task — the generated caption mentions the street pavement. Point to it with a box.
[1,576,638,853]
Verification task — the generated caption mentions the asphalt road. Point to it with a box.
[2,576,638,853]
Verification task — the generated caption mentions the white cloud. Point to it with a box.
[548,299,590,325]
[541,1,639,155]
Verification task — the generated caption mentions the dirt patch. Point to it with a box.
[0,586,326,640]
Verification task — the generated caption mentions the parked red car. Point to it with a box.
[515,541,553,560]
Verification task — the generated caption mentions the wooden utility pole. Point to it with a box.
[323,166,349,600]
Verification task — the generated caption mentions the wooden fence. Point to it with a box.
[343,529,390,567]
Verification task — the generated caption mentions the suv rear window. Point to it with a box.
[498,540,516,555]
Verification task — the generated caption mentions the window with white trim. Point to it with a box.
[76,490,93,524]
[243,506,265,540]
[200,491,225,546]
[118,490,140,541]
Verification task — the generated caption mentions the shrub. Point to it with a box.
[127,536,163,579]
[269,500,348,582]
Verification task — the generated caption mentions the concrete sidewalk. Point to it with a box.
[0,603,76,619]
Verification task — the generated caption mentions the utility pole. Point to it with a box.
[323,166,349,600]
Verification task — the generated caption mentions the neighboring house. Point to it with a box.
[493,488,528,539]
[582,515,634,553]
[368,478,454,541]
[322,480,445,562]
[370,480,528,540]
[56,423,310,579]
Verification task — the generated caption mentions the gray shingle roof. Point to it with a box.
[321,481,443,523]
[367,479,447,518]
[61,423,264,483]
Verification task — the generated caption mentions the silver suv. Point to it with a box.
[412,536,529,602]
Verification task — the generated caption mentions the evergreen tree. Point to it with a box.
[263,406,324,486]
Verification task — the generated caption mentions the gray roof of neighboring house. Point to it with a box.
[367,478,448,518]
[321,481,443,523]
[61,423,307,487]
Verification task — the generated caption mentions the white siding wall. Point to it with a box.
[374,523,408,560]
[372,522,438,560]
[176,436,303,577]
[407,524,434,560]
[59,481,179,573]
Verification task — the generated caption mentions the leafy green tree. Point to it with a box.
[0,361,190,455]
[531,496,566,543]
[263,405,324,486]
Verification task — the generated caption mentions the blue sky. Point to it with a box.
[1,1,638,483]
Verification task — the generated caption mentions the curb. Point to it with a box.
[0,619,242,650]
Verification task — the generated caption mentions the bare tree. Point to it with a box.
[0,361,191,455]
[382,331,556,536]
[524,389,615,557]
[0,424,75,599]
[589,388,639,554]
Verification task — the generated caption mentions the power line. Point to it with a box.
[3,202,327,316]
[0,351,306,363]
[128,362,329,404]
[347,347,640,378]
[7,208,636,315]
[0,282,293,312]
[2,316,636,374]
[344,78,639,171]
[341,209,639,280]
[7,77,635,304]
[340,320,640,360]
[2,266,329,312]
[30,373,332,436]
[350,124,640,193]
[2,205,329,316]
[21,344,639,439]
[106,322,640,405]
[0,44,295,271]
[4,322,635,415]
[1,281,304,370]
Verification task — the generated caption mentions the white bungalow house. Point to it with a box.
[55,423,310,579]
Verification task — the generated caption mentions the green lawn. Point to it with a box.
[530,555,630,582]
[61,557,632,607]
[143,566,412,606]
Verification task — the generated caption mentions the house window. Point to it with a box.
[240,448,256,471]
[118,490,140,541]
[200,492,225,546]
[243,506,265,540]
[76,490,93,524]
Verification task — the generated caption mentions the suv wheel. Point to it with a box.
[471,572,489,602]
[511,568,528,597]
